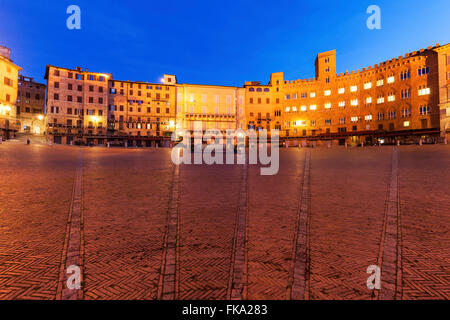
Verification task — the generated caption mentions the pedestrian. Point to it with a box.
[27,138,30,145]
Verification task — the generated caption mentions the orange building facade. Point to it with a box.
[245,43,450,145]
[107,76,177,147]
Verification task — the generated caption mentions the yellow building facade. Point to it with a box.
[0,45,22,140]
[175,83,245,133]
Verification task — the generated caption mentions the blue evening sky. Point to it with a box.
[0,0,449,86]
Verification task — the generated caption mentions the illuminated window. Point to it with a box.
[350,85,357,92]
[403,121,410,127]
[324,90,331,96]
[387,76,395,84]
[292,93,298,99]
[351,116,359,122]
[292,106,298,112]
[365,115,373,121]
[377,96,385,104]
[310,92,316,98]
[365,97,372,104]
[324,103,331,109]
[377,79,384,87]
[300,105,307,112]
[351,99,358,106]
[310,104,317,111]
[338,88,345,94]
[285,107,290,112]
[338,101,345,107]
[418,87,430,96]
[364,82,372,90]
[388,94,395,102]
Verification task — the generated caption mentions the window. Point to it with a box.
[325,77,330,84]
[249,88,255,92]
[387,76,395,84]
[401,108,411,118]
[400,71,410,80]
[351,116,359,122]
[388,111,396,119]
[324,103,331,109]
[378,112,385,120]
[301,92,307,98]
[418,67,430,76]
[54,93,59,100]
[350,85,357,92]
[364,82,372,90]
[377,79,384,87]
[285,107,290,112]
[339,117,345,124]
[292,93,298,100]
[310,92,316,98]
[311,120,316,126]
[300,105,307,112]
[401,89,411,99]
[325,119,332,125]
[338,88,345,94]
[419,105,430,115]
[338,101,345,107]
[292,106,298,112]
[365,115,373,121]
[310,104,317,111]
[403,121,410,127]
[324,90,331,96]
[377,96,385,104]
[388,94,395,102]
[365,97,372,104]
[418,87,430,96]
[351,99,358,106]
[285,94,290,100]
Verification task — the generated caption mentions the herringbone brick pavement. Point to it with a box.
[0,145,77,299]
[398,146,450,300]
[178,163,241,300]
[308,147,392,300]
[82,149,173,300]
[0,144,449,300]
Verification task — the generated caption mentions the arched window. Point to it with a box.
[249,88,255,92]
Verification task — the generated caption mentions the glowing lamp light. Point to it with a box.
[92,116,99,122]
[160,77,165,84]
[37,115,44,121]
[169,120,175,128]
[5,105,11,112]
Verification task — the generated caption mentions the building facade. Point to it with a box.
[16,75,46,135]
[175,82,245,134]
[42,43,450,146]
[107,76,176,147]
[45,66,111,145]
[0,45,21,140]
[254,43,450,145]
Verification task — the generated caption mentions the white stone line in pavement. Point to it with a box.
[158,164,181,300]
[288,149,311,300]
[57,150,84,300]
[228,162,249,300]
[378,147,403,300]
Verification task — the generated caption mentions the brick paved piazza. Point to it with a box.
[0,143,448,300]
